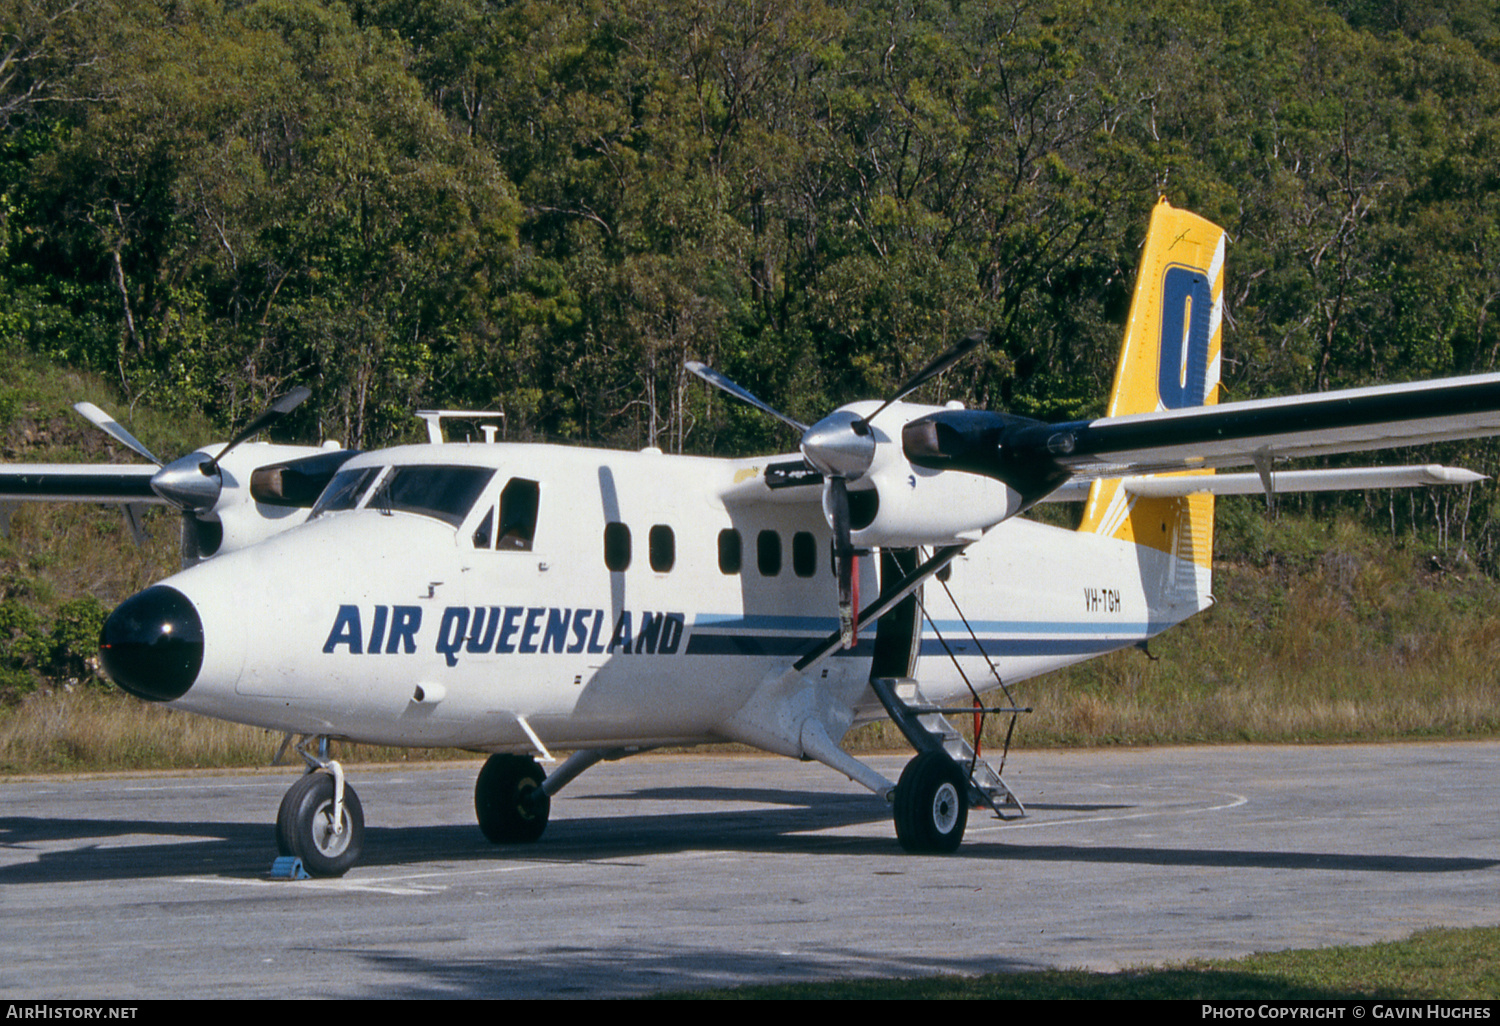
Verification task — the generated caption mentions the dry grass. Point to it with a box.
[5,358,1500,769]
[10,521,1500,773]
[0,688,477,773]
[6,524,1500,772]
[961,528,1500,749]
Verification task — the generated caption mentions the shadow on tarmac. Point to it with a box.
[2,775,1494,885]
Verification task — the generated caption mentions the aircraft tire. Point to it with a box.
[893,750,968,854]
[475,754,550,844]
[276,772,364,877]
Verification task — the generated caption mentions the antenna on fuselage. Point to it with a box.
[414,410,507,444]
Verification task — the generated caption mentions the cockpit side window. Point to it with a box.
[311,466,381,518]
[368,465,496,527]
[472,507,495,549]
[497,478,540,550]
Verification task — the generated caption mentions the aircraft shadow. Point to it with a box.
[2,779,1495,884]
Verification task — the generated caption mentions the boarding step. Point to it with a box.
[869,677,1027,820]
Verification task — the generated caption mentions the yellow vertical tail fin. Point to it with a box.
[1079,199,1225,601]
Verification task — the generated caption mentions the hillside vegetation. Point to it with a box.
[4,2,1500,454]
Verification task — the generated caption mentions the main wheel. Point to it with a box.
[275,772,364,877]
[475,754,550,843]
[893,750,969,854]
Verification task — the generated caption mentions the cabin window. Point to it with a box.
[604,522,631,571]
[718,529,742,575]
[311,466,380,518]
[757,530,781,576]
[497,478,540,550]
[368,465,496,527]
[649,525,675,572]
[792,531,818,578]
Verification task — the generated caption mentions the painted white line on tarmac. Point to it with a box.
[968,790,1248,835]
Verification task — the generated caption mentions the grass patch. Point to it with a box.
[843,507,1500,752]
[665,925,1500,999]
[0,688,479,774]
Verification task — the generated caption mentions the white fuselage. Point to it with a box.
[154,438,1205,759]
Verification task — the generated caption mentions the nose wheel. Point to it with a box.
[276,771,365,877]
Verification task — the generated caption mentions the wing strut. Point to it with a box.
[1252,448,1276,513]
[793,544,966,673]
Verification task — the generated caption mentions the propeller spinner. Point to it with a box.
[687,330,987,649]
[74,387,313,515]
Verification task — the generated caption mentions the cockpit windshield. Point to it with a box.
[367,465,496,527]
[311,464,496,527]
[310,466,380,518]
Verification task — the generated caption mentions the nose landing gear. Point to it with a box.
[274,736,364,877]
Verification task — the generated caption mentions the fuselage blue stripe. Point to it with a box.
[918,638,1135,657]
[692,613,1171,638]
[923,618,1163,635]
[682,632,1147,658]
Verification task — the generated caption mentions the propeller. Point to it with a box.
[687,329,987,649]
[74,387,313,515]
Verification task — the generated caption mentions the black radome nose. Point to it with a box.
[100,586,204,702]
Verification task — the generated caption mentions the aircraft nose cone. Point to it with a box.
[99,586,204,702]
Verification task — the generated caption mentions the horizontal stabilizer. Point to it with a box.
[1125,464,1485,497]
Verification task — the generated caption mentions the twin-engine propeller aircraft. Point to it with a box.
[5,199,1500,876]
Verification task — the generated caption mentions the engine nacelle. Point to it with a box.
[180,442,357,564]
[820,400,1025,548]
[842,465,1023,548]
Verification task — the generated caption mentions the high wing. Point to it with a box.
[0,390,355,559]
[0,464,162,503]
[1049,373,1500,479]
[902,372,1500,504]
[896,199,1500,504]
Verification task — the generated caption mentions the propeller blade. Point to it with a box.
[144,386,315,514]
[829,476,857,649]
[72,403,163,466]
[209,386,312,469]
[685,362,808,434]
[862,328,988,427]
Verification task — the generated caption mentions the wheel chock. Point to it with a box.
[269,856,311,880]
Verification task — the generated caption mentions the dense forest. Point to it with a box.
[4,1,1500,512]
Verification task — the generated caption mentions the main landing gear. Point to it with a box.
[893,750,969,853]
[275,738,364,877]
[474,753,550,843]
[869,677,1029,855]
